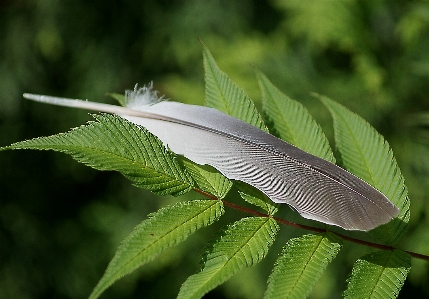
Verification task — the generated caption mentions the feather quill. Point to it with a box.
[23,85,399,231]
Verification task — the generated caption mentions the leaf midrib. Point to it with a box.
[367,251,396,298]
[13,143,186,182]
[263,83,299,147]
[205,54,231,115]
[117,203,218,275]
[95,201,220,298]
[286,235,325,297]
[198,218,273,293]
[334,111,377,187]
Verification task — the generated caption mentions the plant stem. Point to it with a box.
[194,188,429,262]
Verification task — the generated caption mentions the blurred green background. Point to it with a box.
[2,0,429,298]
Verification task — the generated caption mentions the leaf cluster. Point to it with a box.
[2,45,411,298]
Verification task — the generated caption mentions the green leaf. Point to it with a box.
[319,95,409,244]
[239,192,278,216]
[264,233,342,299]
[257,71,335,163]
[179,158,232,199]
[343,250,411,299]
[4,114,193,196]
[235,181,278,215]
[178,217,279,299]
[202,43,268,131]
[107,92,126,106]
[89,200,224,299]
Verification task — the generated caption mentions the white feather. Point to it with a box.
[23,87,399,231]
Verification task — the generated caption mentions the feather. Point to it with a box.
[23,86,399,231]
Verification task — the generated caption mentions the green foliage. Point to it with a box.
[276,1,361,49]
[2,46,414,299]
[179,159,232,199]
[89,200,224,299]
[3,2,429,298]
[237,182,278,215]
[264,233,342,299]
[4,114,193,196]
[178,217,279,299]
[107,93,126,106]
[318,95,409,245]
[202,42,268,131]
[344,250,411,299]
[256,70,335,163]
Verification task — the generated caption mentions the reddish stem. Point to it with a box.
[193,188,429,262]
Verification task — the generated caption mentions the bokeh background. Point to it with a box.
[2,1,429,298]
